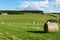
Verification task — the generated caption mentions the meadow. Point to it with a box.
[0,14,60,40]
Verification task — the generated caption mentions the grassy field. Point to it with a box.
[0,14,60,40]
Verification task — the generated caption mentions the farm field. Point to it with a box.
[0,14,60,40]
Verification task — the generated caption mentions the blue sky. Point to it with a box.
[0,0,60,13]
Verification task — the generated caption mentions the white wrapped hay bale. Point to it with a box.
[44,21,58,32]
[2,13,8,15]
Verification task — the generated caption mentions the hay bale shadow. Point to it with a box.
[27,31,46,33]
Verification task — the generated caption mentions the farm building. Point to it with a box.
[0,10,44,15]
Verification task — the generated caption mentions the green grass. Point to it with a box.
[0,14,60,40]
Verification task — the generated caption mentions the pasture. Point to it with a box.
[0,14,60,40]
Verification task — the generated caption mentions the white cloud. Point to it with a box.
[17,0,60,13]
[18,1,49,10]
[55,0,60,12]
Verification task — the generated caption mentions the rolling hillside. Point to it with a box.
[0,14,60,40]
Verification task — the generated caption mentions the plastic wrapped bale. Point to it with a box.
[44,22,58,32]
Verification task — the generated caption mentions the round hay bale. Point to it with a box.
[44,21,58,32]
